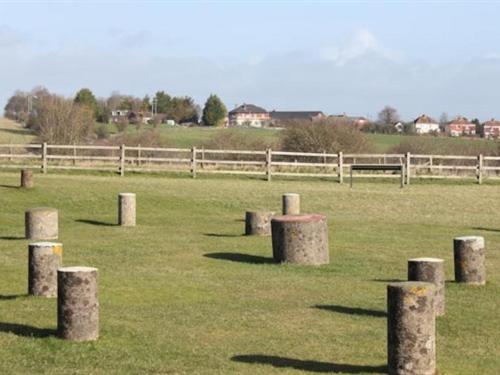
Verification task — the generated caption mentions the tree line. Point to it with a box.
[4,87,228,143]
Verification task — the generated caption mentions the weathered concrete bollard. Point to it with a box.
[28,242,63,297]
[57,266,99,341]
[25,207,58,240]
[118,193,136,226]
[20,169,34,188]
[245,211,275,236]
[408,257,445,316]
[387,282,436,375]
[454,236,486,285]
[271,214,329,265]
[282,193,300,215]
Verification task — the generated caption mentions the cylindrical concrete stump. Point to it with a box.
[28,242,63,297]
[454,236,486,285]
[282,193,300,215]
[57,266,99,341]
[408,257,445,316]
[118,193,136,226]
[271,214,329,265]
[245,211,275,236]
[25,207,58,240]
[20,169,34,188]
[387,282,436,375]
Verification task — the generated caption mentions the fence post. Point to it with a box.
[405,152,411,185]
[201,147,205,169]
[266,148,272,182]
[137,144,141,166]
[191,146,197,178]
[338,151,343,184]
[42,142,47,174]
[73,143,76,166]
[477,154,483,185]
[119,144,125,176]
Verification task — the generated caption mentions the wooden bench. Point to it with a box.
[350,164,405,188]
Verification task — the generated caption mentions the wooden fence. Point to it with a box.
[1,143,500,184]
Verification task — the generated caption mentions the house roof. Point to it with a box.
[269,111,324,120]
[483,118,500,126]
[329,114,368,123]
[229,104,267,115]
[414,114,437,124]
[450,116,472,125]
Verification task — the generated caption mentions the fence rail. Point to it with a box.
[0,143,499,184]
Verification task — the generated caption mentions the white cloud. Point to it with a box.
[321,29,401,66]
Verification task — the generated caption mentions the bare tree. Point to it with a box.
[377,106,400,126]
[31,94,94,144]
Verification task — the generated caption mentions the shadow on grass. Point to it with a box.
[0,294,27,300]
[369,278,404,283]
[75,219,117,227]
[0,322,55,338]
[204,233,243,238]
[0,236,25,240]
[0,128,33,136]
[231,355,387,373]
[472,227,500,233]
[0,184,19,189]
[204,252,275,264]
[314,304,386,318]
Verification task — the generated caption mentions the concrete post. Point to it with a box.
[118,193,136,226]
[387,282,436,375]
[453,236,486,285]
[57,266,99,341]
[408,257,445,316]
[282,193,300,215]
[25,207,58,240]
[20,169,34,188]
[245,211,275,236]
[271,214,329,265]
[28,242,63,297]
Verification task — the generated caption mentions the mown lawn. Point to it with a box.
[0,118,36,144]
[0,171,499,374]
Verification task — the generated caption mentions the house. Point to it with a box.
[228,104,270,127]
[483,118,500,139]
[328,113,369,128]
[446,116,476,137]
[413,114,440,134]
[110,109,129,123]
[269,110,325,126]
[394,122,404,133]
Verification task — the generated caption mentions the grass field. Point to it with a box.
[0,118,36,144]
[0,172,499,374]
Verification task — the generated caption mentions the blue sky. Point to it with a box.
[1,1,499,120]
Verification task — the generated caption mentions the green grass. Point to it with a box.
[0,172,499,374]
[0,118,36,143]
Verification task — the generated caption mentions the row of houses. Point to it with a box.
[227,103,369,128]
[409,114,500,138]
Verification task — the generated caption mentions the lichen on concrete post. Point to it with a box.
[118,193,136,226]
[28,242,63,297]
[454,236,486,285]
[25,207,58,240]
[20,169,34,188]
[387,281,436,375]
[245,211,275,236]
[408,257,445,316]
[282,193,300,215]
[57,266,99,341]
[271,214,329,265]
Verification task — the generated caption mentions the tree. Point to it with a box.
[168,96,199,123]
[202,94,227,126]
[377,105,399,126]
[154,91,172,114]
[74,88,98,118]
[30,94,94,144]
[472,118,482,137]
[439,112,449,132]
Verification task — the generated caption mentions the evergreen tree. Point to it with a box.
[202,94,227,126]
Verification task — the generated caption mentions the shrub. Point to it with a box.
[390,137,500,156]
[95,124,110,140]
[279,120,373,153]
[116,119,129,133]
[202,130,272,151]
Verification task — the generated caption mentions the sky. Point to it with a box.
[1,1,500,121]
